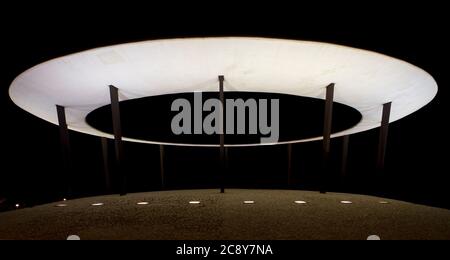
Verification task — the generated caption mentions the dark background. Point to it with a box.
[0,3,448,211]
[86,92,362,145]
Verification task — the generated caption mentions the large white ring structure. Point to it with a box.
[9,37,437,147]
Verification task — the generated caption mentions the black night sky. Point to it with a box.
[0,3,448,211]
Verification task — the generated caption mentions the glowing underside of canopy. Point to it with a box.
[8,37,437,147]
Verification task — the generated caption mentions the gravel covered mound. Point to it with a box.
[0,189,449,240]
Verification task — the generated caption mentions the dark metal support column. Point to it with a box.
[101,137,111,192]
[219,75,225,193]
[56,105,72,198]
[287,143,293,187]
[225,147,229,171]
[321,83,335,193]
[377,102,392,172]
[160,145,165,190]
[109,85,126,196]
[341,135,350,177]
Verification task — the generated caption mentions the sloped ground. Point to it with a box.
[0,189,449,240]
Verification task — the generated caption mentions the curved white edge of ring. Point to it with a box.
[8,37,438,147]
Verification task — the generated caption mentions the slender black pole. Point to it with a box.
[56,105,72,198]
[377,102,392,172]
[225,147,229,171]
[109,85,126,196]
[101,137,111,192]
[219,75,225,193]
[321,83,335,193]
[160,144,165,190]
[287,143,293,187]
[341,135,350,177]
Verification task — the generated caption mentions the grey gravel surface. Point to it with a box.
[0,189,449,240]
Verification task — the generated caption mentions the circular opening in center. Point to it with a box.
[86,92,361,146]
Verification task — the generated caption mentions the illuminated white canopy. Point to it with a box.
[8,37,437,147]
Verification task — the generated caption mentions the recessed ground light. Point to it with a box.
[91,203,104,206]
[340,201,352,204]
[294,201,307,204]
[56,204,68,207]
[189,201,201,204]
[67,235,81,240]
[137,202,149,205]
[379,201,389,204]
[367,235,381,240]
[244,201,255,204]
